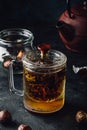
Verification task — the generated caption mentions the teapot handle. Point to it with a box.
[66,0,72,18]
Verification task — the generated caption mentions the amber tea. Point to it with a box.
[22,47,67,113]
[23,66,66,113]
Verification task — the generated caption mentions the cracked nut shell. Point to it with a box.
[75,110,87,123]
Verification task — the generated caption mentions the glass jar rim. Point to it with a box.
[0,28,34,47]
[22,50,67,72]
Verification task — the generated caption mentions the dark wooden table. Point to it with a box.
[0,24,87,130]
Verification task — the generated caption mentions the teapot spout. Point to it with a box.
[56,20,75,41]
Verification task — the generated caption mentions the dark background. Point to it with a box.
[0,0,82,29]
[0,0,83,47]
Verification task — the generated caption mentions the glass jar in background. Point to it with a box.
[0,28,34,73]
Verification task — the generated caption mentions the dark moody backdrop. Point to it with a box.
[0,0,82,29]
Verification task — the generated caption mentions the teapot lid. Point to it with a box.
[71,1,87,17]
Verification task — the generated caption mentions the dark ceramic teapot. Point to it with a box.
[56,0,87,53]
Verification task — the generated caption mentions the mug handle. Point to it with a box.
[8,60,24,96]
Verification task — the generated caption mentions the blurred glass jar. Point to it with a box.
[0,28,34,73]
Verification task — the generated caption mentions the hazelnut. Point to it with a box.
[0,110,12,124]
[18,124,32,130]
[75,110,87,124]
[17,50,24,61]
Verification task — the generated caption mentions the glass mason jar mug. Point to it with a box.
[0,28,34,73]
[9,46,67,114]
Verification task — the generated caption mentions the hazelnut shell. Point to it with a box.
[76,110,87,123]
[18,124,32,130]
[0,110,12,123]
